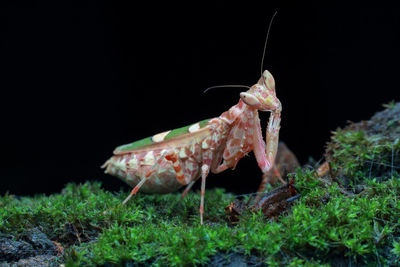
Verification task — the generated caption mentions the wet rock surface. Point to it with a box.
[0,228,59,267]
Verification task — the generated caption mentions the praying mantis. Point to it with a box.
[102,13,282,224]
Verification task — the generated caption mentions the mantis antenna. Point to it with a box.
[203,85,251,94]
[204,11,278,94]
[260,11,278,76]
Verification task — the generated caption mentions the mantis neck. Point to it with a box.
[218,99,249,125]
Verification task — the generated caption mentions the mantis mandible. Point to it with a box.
[102,13,281,224]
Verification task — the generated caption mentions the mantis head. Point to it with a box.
[240,70,281,113]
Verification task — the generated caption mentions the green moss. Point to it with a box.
[383,100,396,109]
[2,171,399,266]
[327,127,400,186]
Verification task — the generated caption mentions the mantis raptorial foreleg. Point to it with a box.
[253,109,281,174]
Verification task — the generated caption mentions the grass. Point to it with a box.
[1,103,400,266]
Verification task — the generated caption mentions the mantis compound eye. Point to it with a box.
[240,92,260,107]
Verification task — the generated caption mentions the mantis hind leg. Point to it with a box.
[181,180,195,199]
[121,162,160,204]
[122,177,148,204]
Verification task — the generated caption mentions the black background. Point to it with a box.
[1,4,399,196]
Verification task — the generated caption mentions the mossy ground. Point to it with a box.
[1,103,400,266]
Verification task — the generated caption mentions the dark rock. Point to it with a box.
[0,228,59,266]
[0,238,33,261]
[364,102,400,140]
[21,228,57,256]
[206,252,265,267]
[0,255,59,267]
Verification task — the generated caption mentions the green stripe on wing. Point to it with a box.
[115,118,211,152]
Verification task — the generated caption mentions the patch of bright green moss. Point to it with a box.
[1,171,399,266]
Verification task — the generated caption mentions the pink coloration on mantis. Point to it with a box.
[102,70,281,224]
